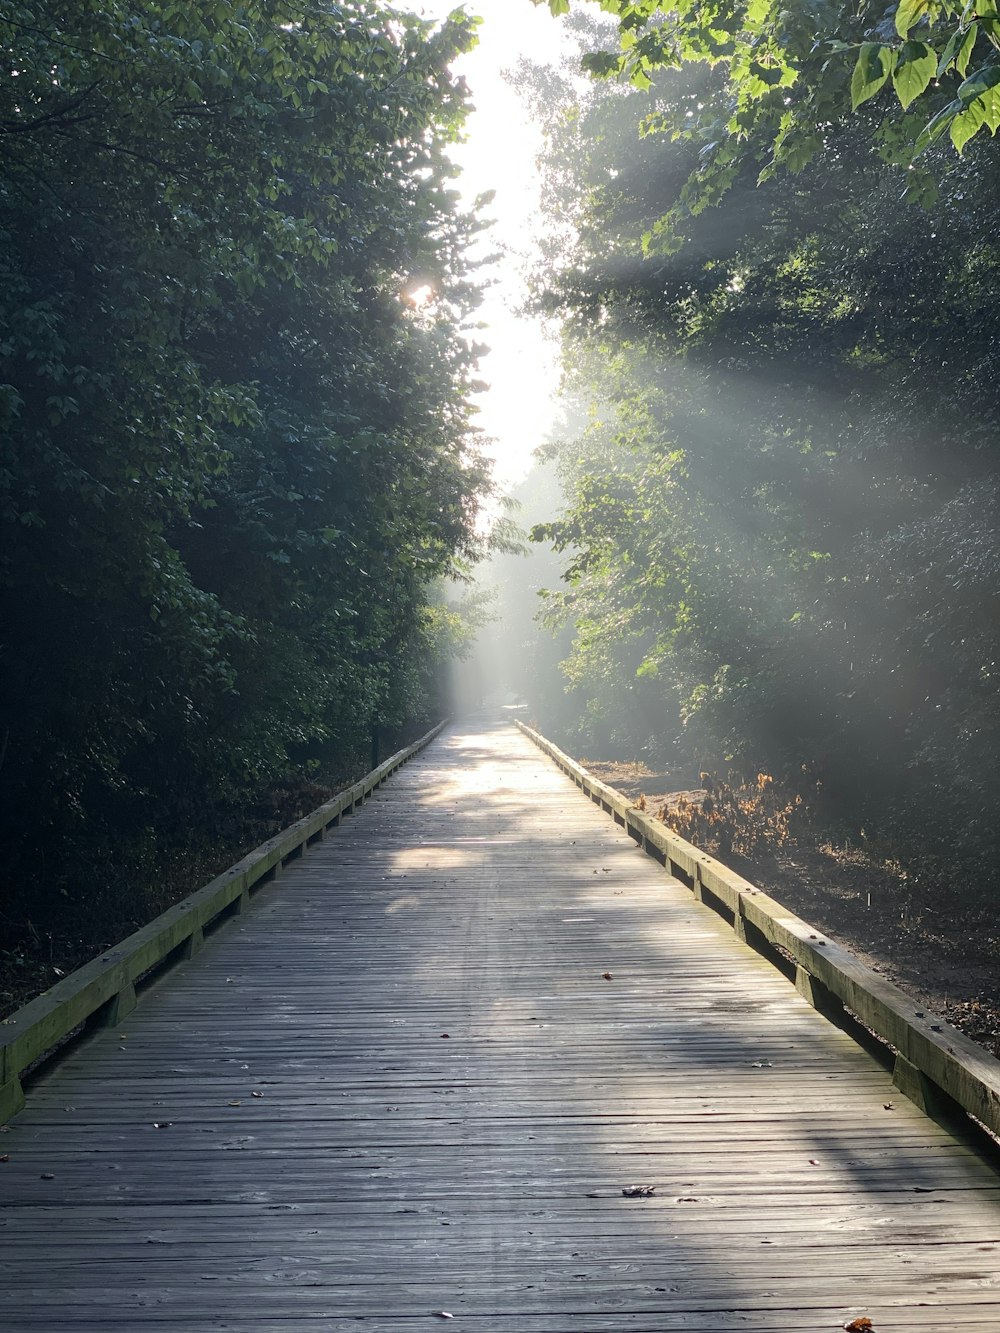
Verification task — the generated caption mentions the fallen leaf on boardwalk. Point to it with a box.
[228,1100,241,1107]
[440,1033,450,1039]
[0,1154,9,1162]
[621,1184,656,1197]
[40,1172,55,1180]
[433,1312,454,1319]
[602,972,613,981]
[750,1060,773,1068]
[152,1122,173,1130]
[844,1320,875,1332]
[251,1091,263,1099]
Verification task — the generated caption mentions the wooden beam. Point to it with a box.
[516,720,1000,1139]
[0,720,446,1124]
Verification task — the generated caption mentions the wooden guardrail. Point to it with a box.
[0,721,446,1124]
[517,720,1000,1140]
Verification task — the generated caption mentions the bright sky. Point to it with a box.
[415,0,575,490]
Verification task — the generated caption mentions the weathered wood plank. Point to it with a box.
[3,1319,1000,1333]
[0,722,445,1123]
[517,719,1000,1138]
[2,716,999,1332]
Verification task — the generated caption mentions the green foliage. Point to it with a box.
[892,43,936,111]
[852,43,895,111]
[531,0,1000,229]
[522,26,1000,880]
[0,1,492,911]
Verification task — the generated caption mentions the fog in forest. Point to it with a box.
[444,7,1000,913]
[4,0,1000,1042]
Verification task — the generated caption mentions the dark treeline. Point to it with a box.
[0,2,492,970]
[517,10,1000,887]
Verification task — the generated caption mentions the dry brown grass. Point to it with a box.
[656,771,810,859]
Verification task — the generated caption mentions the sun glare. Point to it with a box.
[404,282,436,310]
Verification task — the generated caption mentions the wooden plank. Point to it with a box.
[0,722,445,1123]
[3,1319,1000,1333]
[2,716,999,1333]
[517,719,1000,1138]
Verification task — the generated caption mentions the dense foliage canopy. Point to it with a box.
[534,0,1000,231]
[522,13,1000,881]
[0,1,491,922]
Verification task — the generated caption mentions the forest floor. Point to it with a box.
[585,759,1000,1061]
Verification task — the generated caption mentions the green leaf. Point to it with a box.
[900,165,940,205]
[957,62,1000,104]
[914,97,960,152]
[936,27,962,77]
[895,0,931,38]
[973,1,1000,39]
[582,50,621,77]
[982,84,1000,130]
[893,40,936,107]
[956,24,978,76]
[951,68,1000,147]
[749,60,785,86]
[950,99,987,149]
[778,130,823,170]
[851,42,896,109]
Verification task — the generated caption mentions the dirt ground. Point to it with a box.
[584,759,1000,1061]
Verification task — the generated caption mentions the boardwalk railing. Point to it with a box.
[517,719,1000,1141]
[0,721,446,1124]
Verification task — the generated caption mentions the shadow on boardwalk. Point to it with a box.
[2,715,999,1331]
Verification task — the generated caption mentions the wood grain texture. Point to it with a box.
[517,719,1000,1138]
[2,714,999,1331]
[0,723,445,1123]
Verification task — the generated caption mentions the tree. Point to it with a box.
[523,17,1000,878]
[533,0,1000,231]
[0,2,492,916]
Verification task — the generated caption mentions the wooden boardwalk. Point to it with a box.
[3,717,1000,1331]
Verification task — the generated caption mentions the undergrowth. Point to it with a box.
[651,771,813,858]
[0,718,436,1020]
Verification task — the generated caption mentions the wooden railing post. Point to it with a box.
[102,982,137,1026]
[0,719,447,1122]
[514,718,1000,1141]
